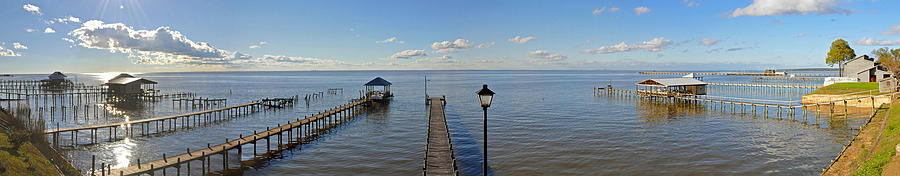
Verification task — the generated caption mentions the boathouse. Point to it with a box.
[635,78,707,96]
[842,55,892,82]
[104,73,157,95]
[42,71,71,87]
[364,77,393,100]
[48,71,66,80]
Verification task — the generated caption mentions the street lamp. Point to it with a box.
[476,84,494,176]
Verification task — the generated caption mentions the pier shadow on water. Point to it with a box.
[445,109,494,176]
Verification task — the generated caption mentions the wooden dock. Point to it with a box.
[707,82,822,89]
[424,97,457,176]
[751,76,825,81]
[102,98,371,176]
[595,87,891,117]
[45,102,262,147]
[638,71,837,77]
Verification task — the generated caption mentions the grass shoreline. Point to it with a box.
[0,108,81,176]
[853,98,900,175]
[808,82,888,96]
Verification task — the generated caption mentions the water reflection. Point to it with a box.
[110,138,135,168]
[634,98,708,121]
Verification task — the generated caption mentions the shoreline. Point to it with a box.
[821,103,888,175]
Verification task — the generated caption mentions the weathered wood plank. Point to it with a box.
[425,97,456,176]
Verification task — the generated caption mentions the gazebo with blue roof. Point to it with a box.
[364,77,393,100]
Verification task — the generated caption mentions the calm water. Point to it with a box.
[3,70,867,175]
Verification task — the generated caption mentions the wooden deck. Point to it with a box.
[595,87,892,117]
[45,102,262,146]
[424,97,457,176]
[103,98,371,176]
[638,71,837,77]
[707,82,822,89]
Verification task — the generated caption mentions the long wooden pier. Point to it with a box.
[751,76,825,81]
[45,102,262,147]
[424,97,457,176]
[638,71,838,77]
[707,82,822,89]
[103,98,371,176]
[595,87,891,117]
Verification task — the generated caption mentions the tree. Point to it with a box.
[874,47,900,80]
[826,39,856,77]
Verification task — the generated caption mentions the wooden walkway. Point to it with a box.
[595,87,891,117]
[46,102,262,146]
[424,97,457,176]
[707,82,822,89]
[751,76,825,81]
[103,98,371,176]
[638,71,838,77]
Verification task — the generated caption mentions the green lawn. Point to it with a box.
[854,100,900,176]
[0,132,59,176]
[809,82,886,95]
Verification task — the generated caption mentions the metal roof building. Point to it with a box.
[364,77,392,86]
[364,77,393,100]
[635,78,707,96]
[48,71,67,80]
[105,73,157,95]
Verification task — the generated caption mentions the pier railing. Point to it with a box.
[424,96,458,176]
[102,98,371,176]
[45,102,263,147]
[595,87,891,118]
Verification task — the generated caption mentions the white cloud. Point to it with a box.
[634,6,651,16]
[593,7,621,15]
[881,25,900,36]
[730,0,852,17]
[855,37,900,46]
[44,27,56,33]
[61,38,75,43]
[83,20,103,27]
[390,49,427,59]
[13,43,28,50]
[795,33,807,38]
[508,36,536,44]
[475,42,495,48]
[593,7,607,15]
[584,37,673,54]
[23,4,41,16]
[682,0,700,7]
[0,46,21,56]
[609,8,620,13]
[69,20,251,65]
[249,41,268,49]
[25,29,35,33]
[431,39,472,53]
[234,55,344,66]
[415,55,458,63]
[54,16,82,24]
[376,37,405,44]
[698,38,720,46]
[527,50,567,61]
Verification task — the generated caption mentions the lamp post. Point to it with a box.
[476,84,495,176]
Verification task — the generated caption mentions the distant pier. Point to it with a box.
[707,82,822,89]
[595,87,888,118]
[424,96,458,176]
[638,71,837,77]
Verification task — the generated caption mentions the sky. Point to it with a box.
[1,0,900,73]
